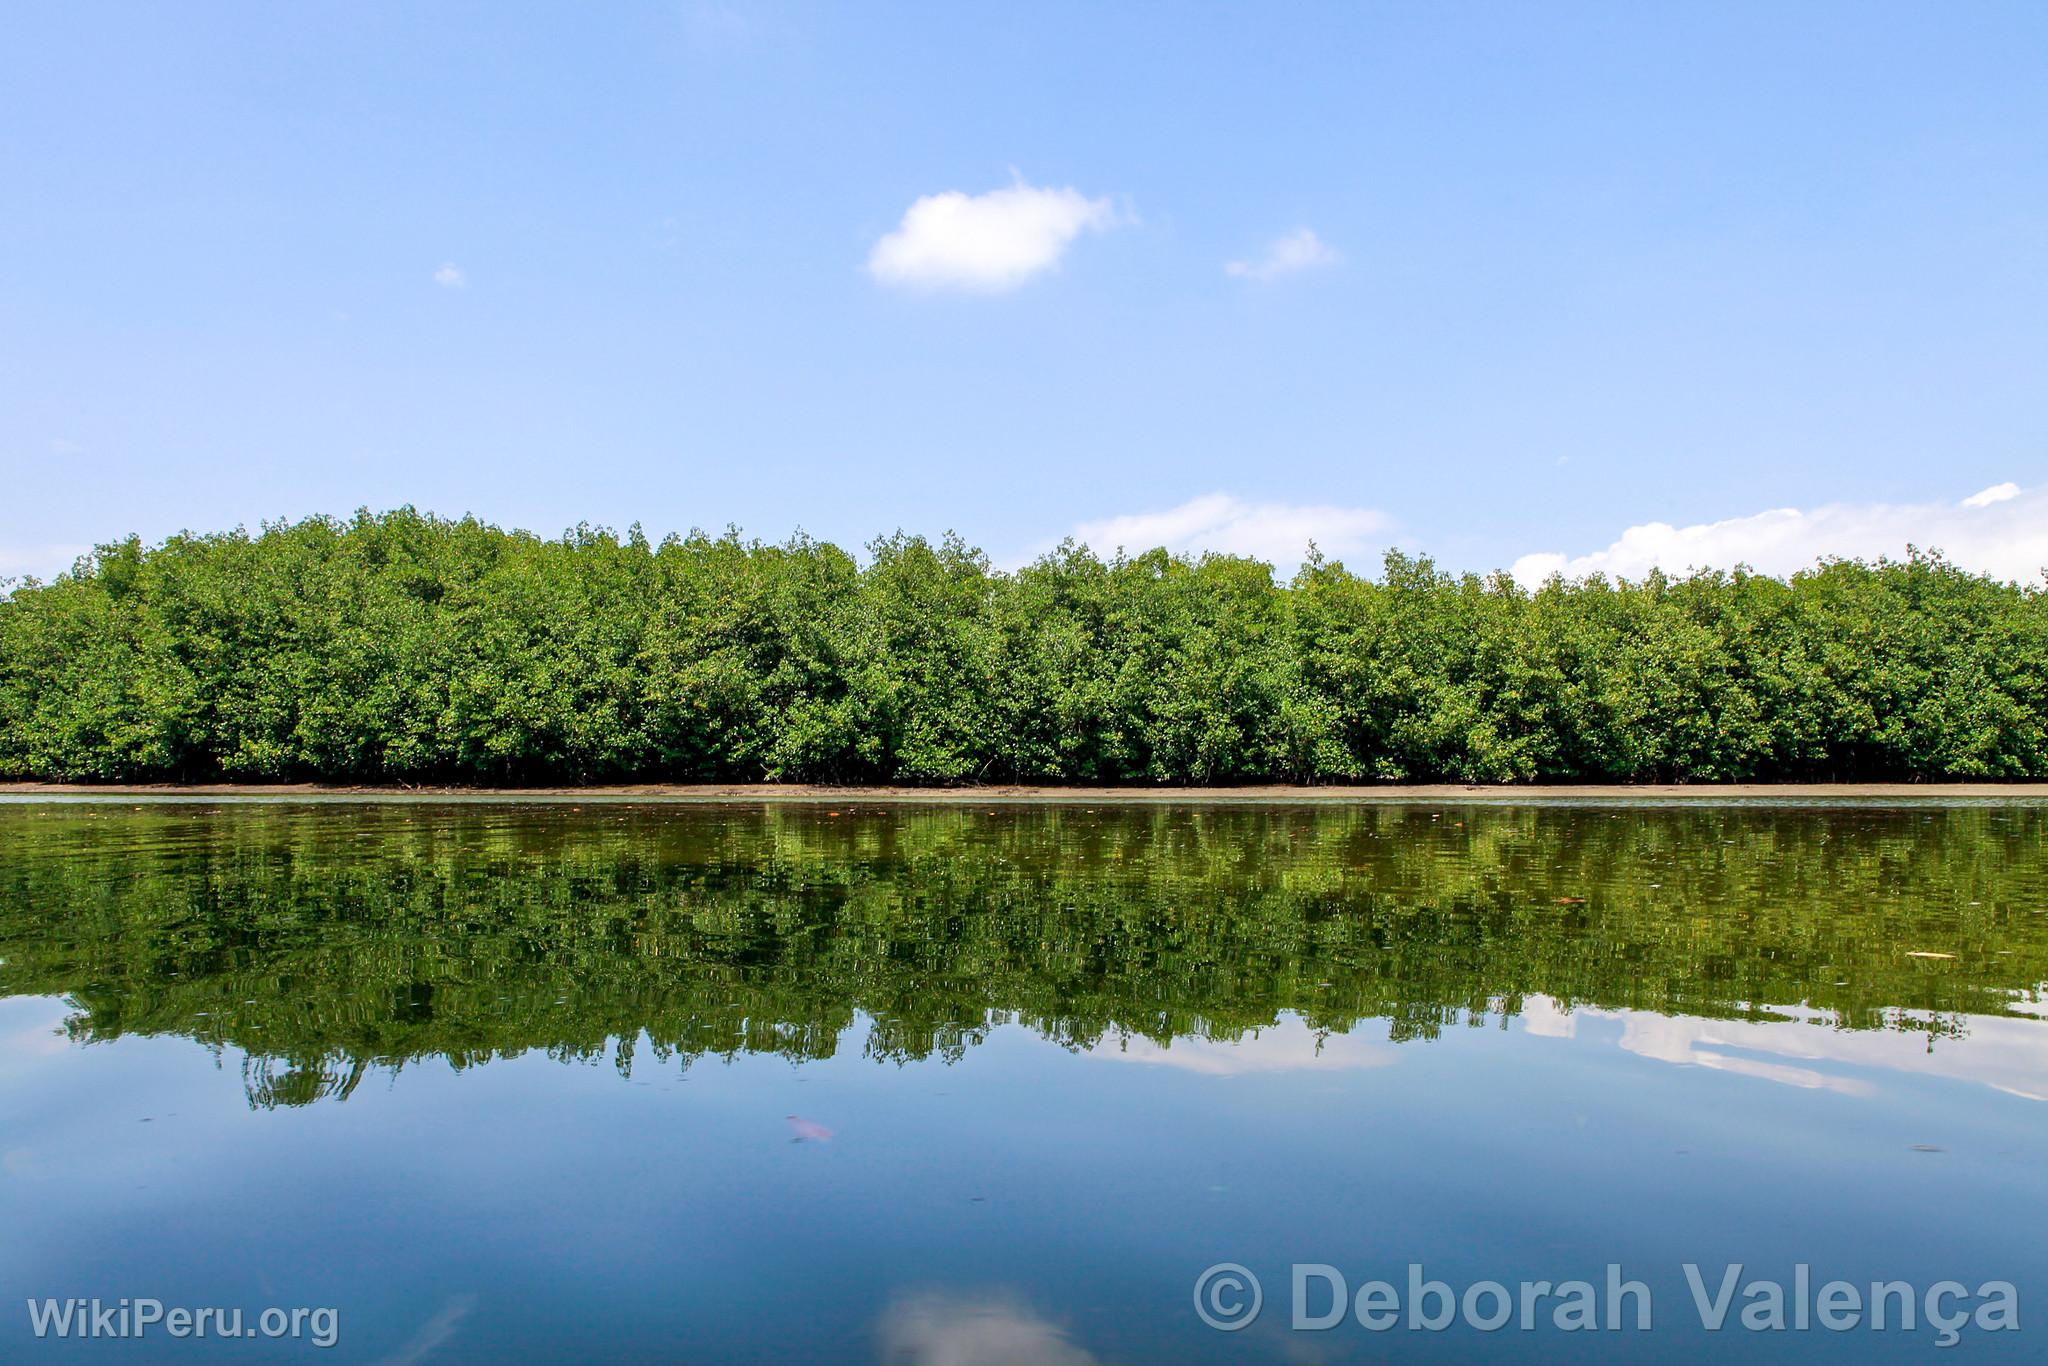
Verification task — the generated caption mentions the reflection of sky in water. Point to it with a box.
[5,800,2048,1361]
[6,990,2047,1362]
[1086,994,2048,1101]
[877,1290,1099,1366]
[1520,994,2048,1102]
[1089,1017,1396,1075]
[371,1295,476,1366]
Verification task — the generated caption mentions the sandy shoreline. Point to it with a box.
[1,781,2043,804]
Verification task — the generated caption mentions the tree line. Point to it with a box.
[1,507,2043,783]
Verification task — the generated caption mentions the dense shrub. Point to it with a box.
[2,508,2042,783]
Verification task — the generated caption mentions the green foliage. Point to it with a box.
[2,802,2041,1105]
[3,508,2044,782]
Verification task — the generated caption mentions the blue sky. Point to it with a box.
[4,2,2045,583]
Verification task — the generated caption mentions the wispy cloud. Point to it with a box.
[1962,481,2020,509]
[1512,482,2048,586]
[867,175,1120,292]
[432,263,467,289]
[1064,493,1387,570]
[1225,227,1338,282]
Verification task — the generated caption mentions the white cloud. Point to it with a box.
[1511,482,2048,586]
[866,176,1119,292]
[1225,227,1338,282]
[432,263,467,289]
[1065,493,1387,569]
[1962,481,2020,508]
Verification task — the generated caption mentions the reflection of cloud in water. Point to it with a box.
[877,1291,1097,1366]
[1521,995,2048,1100]
[1088,1016,1393,1076]
[1689,1050,1874,1096]
[0,997,75,1061]
[371,1294,476,1366]
[1614,1013,1878,1096]
[1520,995,1579,1039]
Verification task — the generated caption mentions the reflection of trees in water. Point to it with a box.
[3,802,2044,1106]
[243,1053,369,1108]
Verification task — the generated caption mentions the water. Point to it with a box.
[2,798,2044,1362]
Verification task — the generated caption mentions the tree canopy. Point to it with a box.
[3,508,2043,783]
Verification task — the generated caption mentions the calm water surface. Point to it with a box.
[2,799,2045,1362]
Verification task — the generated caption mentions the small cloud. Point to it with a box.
[867,175,1120,292]
[1511,482,2048,585]
[432,263,467,289]
[1225,227,1338,282]
[1962,481,2020,508]
[1065,493,1387,571]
